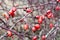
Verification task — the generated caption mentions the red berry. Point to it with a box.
[45,10,51,17]
[42,35,46,40]
[26,9,33,13]
[9,10,15,17]
[49,23,54,29]
[34,24,40,30]
[38,17,43,24]
[55,6,60,11]
[8,7,16,17]
[24,24,29,30]
[32,27,36,32]
[32,36,37,40]
[7,31,12,37]
[57,0,60,2]
[47,13,53,19]
[35,15,40,19]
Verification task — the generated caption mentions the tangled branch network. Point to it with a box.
[0,0,60,40]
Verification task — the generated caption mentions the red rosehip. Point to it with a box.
[9,10,15,17]
[57,0,60,2]
[42,35,46,40]
[38,17,43,24]
[26,9,33,13]
[49,23,54,29]
[7,31,12,37]
[35,15,40,19]
[32,27,36,32]
[47,13,53,19]
[45,10,51,16]
[24,24,29,30]
[55,6,60,11]
[32,36,37,40]
[34,24,40,30]
[3,13,9,20]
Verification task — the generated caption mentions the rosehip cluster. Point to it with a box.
[35,15,45,24]
[1,0,60,40]
[3,7,17,20]
[45,10,53,19]
[9,7,17,17]
[32,24,41,32]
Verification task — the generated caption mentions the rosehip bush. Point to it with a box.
[0,0,60,40]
